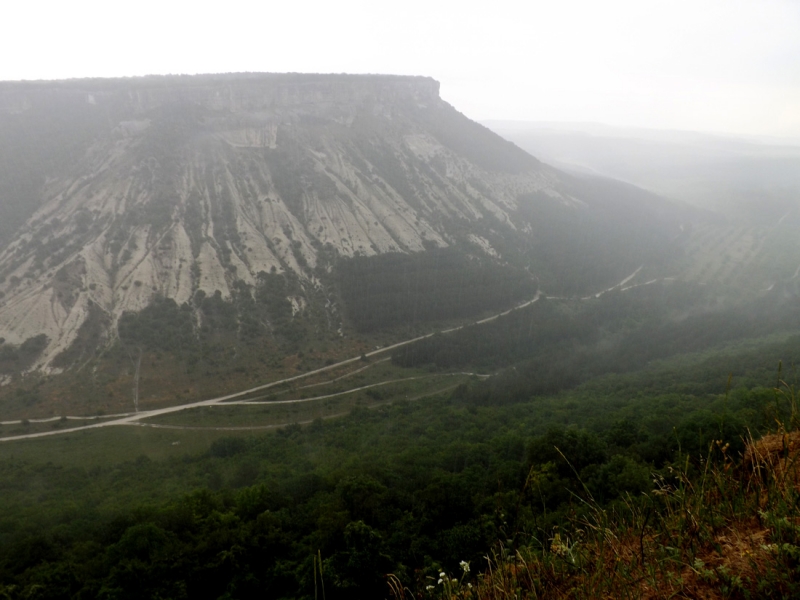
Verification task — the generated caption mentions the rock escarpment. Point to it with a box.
[0,73,677,370]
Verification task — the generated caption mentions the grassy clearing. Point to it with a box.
[0,370,474,467]
[0,424,242,468]
[0,329,385,420]
[0,418,101,437]
[143,373,473,428]
[242,358,430,400]
[0,357,438,440]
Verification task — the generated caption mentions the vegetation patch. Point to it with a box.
[0,334,48,375]
[337,247,537,332]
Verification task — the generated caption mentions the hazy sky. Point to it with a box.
[4,0,799,138]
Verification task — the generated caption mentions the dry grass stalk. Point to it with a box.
[393,428,800,599]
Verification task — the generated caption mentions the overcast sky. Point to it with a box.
[4,0,799,138]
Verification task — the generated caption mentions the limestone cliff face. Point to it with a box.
[0,74,441,116]
[0,73,663,370]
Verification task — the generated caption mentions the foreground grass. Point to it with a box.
[401,406,800,598]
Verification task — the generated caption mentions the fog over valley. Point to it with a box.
[487,121,800,221]
[1,2,799,598]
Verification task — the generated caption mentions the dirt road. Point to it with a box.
[0,294,536,442]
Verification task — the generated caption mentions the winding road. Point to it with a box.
[0,293,540,443]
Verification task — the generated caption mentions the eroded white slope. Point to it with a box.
[0,76,562,369]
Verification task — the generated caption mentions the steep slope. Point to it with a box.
[0,74,687,371]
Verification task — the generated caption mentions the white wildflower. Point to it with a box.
[459,560,470,574]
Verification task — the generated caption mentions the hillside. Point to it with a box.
[0,74,687,398]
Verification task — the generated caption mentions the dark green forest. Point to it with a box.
[0,294,797,598]
[393,282,800,395]
[337,248,537,332]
